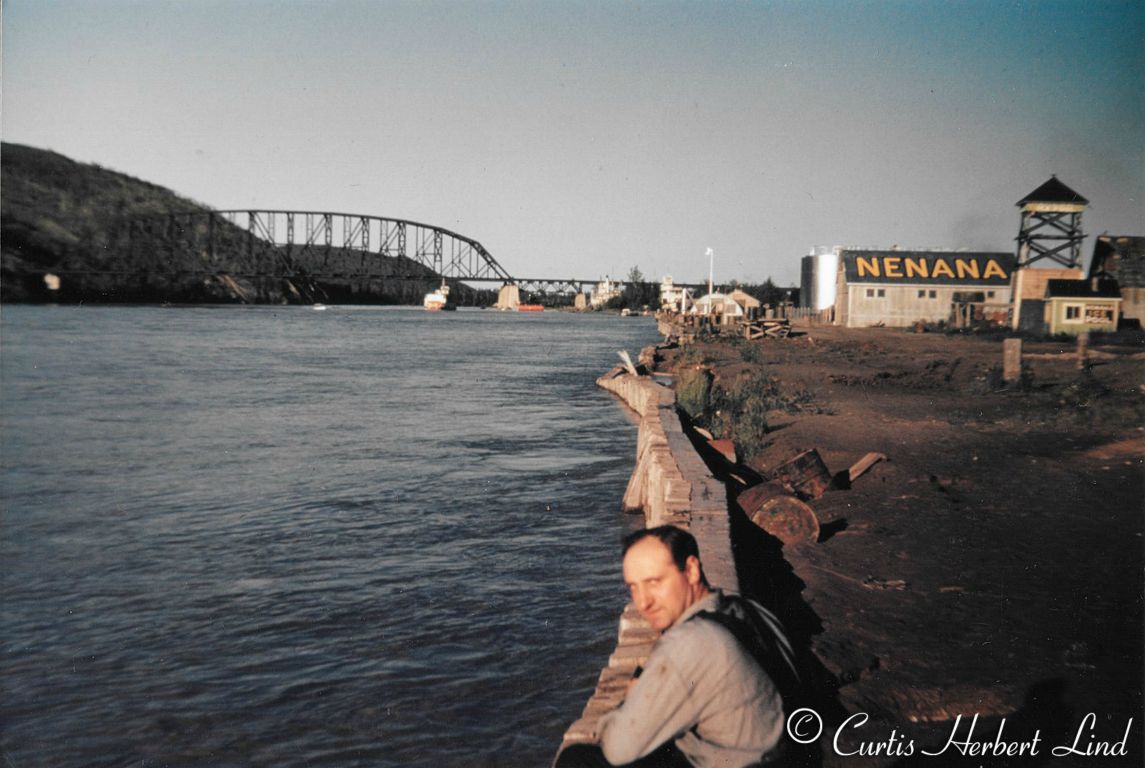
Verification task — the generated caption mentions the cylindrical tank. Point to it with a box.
[800,247,839,311]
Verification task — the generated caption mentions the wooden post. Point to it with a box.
[848,452,887,484]
[617,350,639,377]
[1076,332,1089,370]
[1003,338,1022,382]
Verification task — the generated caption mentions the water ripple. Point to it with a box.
[1,306,655,767]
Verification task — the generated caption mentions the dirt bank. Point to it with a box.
[658,326,1144,766]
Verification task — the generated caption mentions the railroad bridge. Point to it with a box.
[123,208,682,299]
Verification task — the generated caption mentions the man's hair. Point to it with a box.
[622,525,705,577]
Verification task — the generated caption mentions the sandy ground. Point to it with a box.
[657,325,1144,767]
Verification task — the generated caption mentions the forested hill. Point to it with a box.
[1,143,493,305]
[1,142,220,301]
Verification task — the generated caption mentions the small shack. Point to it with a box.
[727,288,762,315]
[1010,266,1086,333]
[1043,278,1122,336]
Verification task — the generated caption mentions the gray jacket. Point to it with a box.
[597,590,787,768]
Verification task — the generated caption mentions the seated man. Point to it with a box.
[557,525,799,768]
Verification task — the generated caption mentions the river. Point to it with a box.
[0,305,659,767]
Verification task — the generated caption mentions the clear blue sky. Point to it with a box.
[4,0,1142,285]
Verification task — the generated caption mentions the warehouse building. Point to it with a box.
[835,249,1015,328]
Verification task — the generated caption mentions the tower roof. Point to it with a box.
[1016,176,1088,206]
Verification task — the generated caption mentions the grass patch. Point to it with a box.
[711,375,779,459]
[675,367,713,423]
[675,369,820,461]
[976,363,1034,393]
[739,342,764,364]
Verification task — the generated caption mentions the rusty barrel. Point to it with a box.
[735,481,820,546]
[772,448,832,500]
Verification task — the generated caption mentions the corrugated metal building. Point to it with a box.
[835,249,1015,328]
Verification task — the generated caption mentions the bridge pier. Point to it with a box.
[493,283,520,310]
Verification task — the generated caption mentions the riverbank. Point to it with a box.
[656,325,1143,764]
[556,356,739,756]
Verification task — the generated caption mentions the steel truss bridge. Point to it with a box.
[123,208,701,296]
[127,209,511,282]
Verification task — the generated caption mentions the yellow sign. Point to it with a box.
[844,252,1014,285]
[855,256,1008,280]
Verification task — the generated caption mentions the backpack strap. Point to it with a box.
[689,593,802,711]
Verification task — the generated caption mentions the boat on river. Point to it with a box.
[517,304,544,312]
[424,280,456,311]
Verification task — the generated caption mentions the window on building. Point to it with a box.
[877,289,885,298]
[1065,305,1081,320]
[1085,305,1114,323]
[865,289,874,298]
[987,291,995,298]
[917,289,926,298]
[929,290,937,299]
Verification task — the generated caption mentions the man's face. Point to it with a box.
[623,537,704,631]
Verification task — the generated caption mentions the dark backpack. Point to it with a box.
[691,593,824,767]
[689,592,803,715]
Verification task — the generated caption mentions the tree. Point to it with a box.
[606,265,658,310]
[734,278,795,306]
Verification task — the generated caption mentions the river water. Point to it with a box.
[0,305,659,767]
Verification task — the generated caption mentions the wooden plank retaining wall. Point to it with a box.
[554,350,742,761]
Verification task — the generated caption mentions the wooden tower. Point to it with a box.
[1015,175,1088,269]
[1010,177,1089,330]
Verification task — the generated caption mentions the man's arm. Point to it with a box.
[596,653,697,765]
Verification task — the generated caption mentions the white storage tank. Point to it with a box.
[800,246,839,311]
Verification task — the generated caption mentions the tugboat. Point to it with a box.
[423,279,456,311]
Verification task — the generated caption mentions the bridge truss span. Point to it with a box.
[218,209,513,282]
[119,207,694,304]
[125,208,514,284]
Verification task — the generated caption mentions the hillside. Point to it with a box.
[2,142,222,301]
[1,143,493,305]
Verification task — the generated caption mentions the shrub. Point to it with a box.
[675,367,820,461]
[708,375,785,459]
[675,368,713,424]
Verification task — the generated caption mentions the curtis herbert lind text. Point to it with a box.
[787,710,1134,760]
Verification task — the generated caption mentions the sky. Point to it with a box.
[3,0,1143,286]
